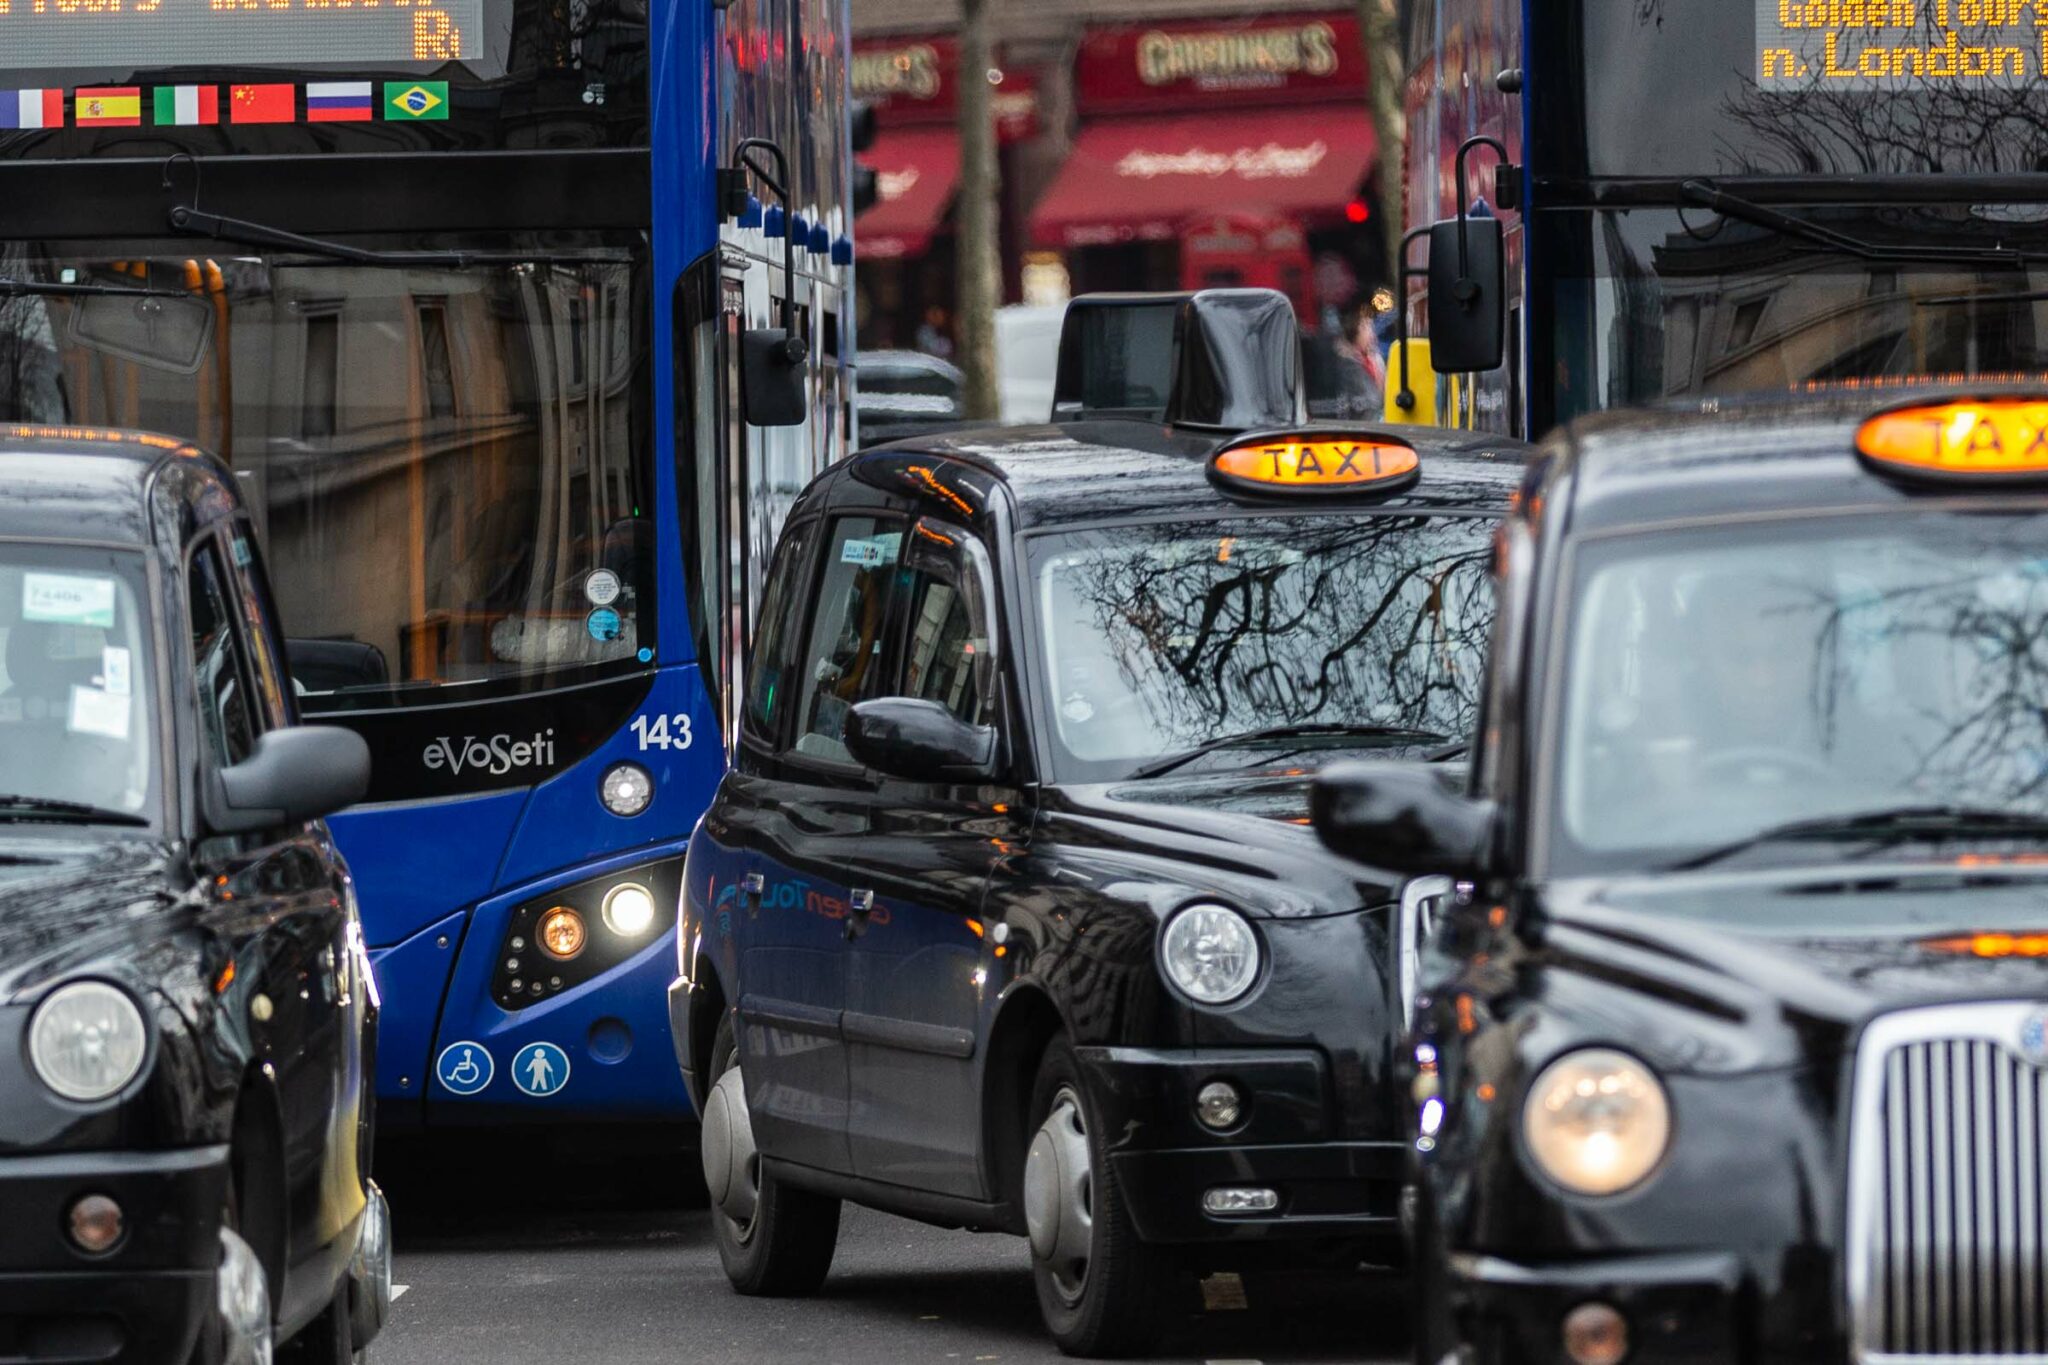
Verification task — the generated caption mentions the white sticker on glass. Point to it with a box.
[68,685,130,740]
[101,646,131,696]
[23,574,115,629]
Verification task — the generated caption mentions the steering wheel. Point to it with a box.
[1699,746,1834,784]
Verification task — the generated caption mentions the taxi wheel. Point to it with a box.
[278,1280,362,1364]
[1025,1039,1175,1357]
[703,1012,841,1296]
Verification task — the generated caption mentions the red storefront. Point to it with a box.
[1029,12,1379,322]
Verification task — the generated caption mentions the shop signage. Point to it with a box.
[852,34,1039,140]
[1077,12,1367,113]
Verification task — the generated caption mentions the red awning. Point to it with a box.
[860,128,960,261]
[1030,107,1375,249]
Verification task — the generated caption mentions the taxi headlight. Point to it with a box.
[1160,904,1260,1005]
[1521,1048,1671,1196]
[29,982,148,1102]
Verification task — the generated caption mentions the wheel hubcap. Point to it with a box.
[1023,1086,1093,1303]
[701,1062,760,1229]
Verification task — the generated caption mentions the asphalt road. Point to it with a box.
[370,1143,1408,1365]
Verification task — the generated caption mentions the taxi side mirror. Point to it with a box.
[845,697,998,784]
[1309,760,1496,881]
[208,725,371,835]
[1426,215,1506,375]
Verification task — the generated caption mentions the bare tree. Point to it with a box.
[1359,0,1406,288]
[955,0,1001,421]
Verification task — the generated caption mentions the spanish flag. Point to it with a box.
[75,87,141,127]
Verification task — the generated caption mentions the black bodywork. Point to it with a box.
[0,430,380,1363]
[671,412,1526,1260]
[1314,391,2048,1364]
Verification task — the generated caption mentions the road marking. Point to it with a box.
[392,1284,410,1301]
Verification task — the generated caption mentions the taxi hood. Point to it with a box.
[0,839,182,1001]
[1528,869,2048,1073]
[1043,759,1422,917]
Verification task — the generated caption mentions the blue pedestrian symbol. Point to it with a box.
[435,1042,493,1096]
[511,1041,571,1098]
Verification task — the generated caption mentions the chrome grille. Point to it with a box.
[1847,1003,2048,1363]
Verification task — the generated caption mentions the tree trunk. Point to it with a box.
[955,0,1002,421]
[1360,0,1406,289]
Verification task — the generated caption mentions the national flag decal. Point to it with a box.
[384,82,448,121]
[153,86,220,127]
[75,87,142,127]
[230,84,295,125]
[0,90,63,130]
[306,82,374,123]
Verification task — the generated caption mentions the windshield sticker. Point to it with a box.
[584,569,622,606]
[23,573,115,629]
[231,536,253,568]
[840,535,901,567]
[68,684,130,740]
[586,607,623,642]
[100,646,131,696]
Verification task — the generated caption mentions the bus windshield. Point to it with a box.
[0,246,650,711]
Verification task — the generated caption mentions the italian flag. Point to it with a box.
[153,86,220,127]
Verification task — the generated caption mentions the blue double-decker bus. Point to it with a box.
[0,0,855,1137]
[1395,0,2048,438]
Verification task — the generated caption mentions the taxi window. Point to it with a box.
[189,546,258,768]
[742,520,816,748]
[791,516,903,767]
[897,521,996,727]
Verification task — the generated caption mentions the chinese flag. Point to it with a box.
[229,84,294,124]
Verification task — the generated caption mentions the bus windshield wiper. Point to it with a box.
[1129,723,1447,780]
[1680,180,2029,269]
[0,794,149,827]
[168,204,557,269]
[1672,804,2048,871]
[0,276,185,300]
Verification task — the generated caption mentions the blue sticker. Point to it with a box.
[637,647,653,663]
[435,1041,494,1096]
[511,1041,572,1097]
[586,607,622,642]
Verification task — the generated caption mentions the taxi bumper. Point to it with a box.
[1075,1046,1403,1248]
[0,1144,230,1365]
[1441,1250,1749,1364]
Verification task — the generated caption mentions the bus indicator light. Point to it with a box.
[1209,434,1421,497]
[1855,398,2048,482]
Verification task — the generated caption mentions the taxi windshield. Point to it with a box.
[1030,513,1495,782]
[1554,511,2048,874]
[0,544,156,828]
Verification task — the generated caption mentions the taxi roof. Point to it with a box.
[847,420,1531,532]
[1551,385,2048,537]
[0,428,206,546]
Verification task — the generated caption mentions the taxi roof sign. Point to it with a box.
[1856,397,2048,483]
[1210,432,1420,497]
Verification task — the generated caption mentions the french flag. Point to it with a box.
[306,82,373,123]
[0,90,63,130]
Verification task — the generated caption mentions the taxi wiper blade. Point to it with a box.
[0,794,148,827]
[1679,180,2029,269]
[168,205,553,269]
[0,276,184,300]
[1672,804,2048,871]
[1129,723,1446,780]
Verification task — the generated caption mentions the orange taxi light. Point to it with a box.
[1855,398,2048,480]
[1211,435,1420,495]
[1922,932,2048,959]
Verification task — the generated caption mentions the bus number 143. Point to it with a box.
[630,713,694,751]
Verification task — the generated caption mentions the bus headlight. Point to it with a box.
[1159,904,1260,1005]
[600,763,654,818]
[30,982,147,1102]
[602,883,658,938]
[1522,1049,1670,1196]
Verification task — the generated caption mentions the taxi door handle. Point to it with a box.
[741,872,764,905]
[846,888,874,940]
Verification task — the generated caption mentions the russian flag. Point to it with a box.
[0,90,63,130]
[306,82,373,123]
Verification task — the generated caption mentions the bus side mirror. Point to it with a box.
[743,328,809,427]
[1426,215,1506,375]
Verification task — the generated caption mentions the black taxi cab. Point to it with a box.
[1313,389,2048,1365]
[0,428,387,1364]
[670,290,1529,1355]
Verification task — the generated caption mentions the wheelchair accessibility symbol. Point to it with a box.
[511,1041,571,1098]
[435,1042,494,1096]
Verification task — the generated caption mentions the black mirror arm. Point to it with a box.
[1392,225,1432,415]
[732,137,806,357]
[1452,135,1510,308]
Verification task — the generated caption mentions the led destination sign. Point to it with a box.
[0,0,480,69]
[1759,0,2048,89]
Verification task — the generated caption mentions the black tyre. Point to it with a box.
[278,1280,359,1364]
[1023,1038,1177,1357]
[702,1011,841,1295]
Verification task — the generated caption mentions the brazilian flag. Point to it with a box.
[384,82,449,121]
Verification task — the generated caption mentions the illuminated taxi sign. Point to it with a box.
[1856,398,2048,482]
[1210,434,1420,497]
